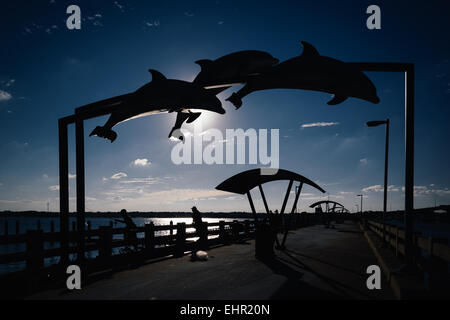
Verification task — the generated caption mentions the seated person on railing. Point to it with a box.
[115,209,138,251]
[191,206,207,251]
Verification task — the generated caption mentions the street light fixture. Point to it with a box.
[366,118,390,244]
[357,194,363,213]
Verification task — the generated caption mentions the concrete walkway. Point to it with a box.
[31,221,394,300]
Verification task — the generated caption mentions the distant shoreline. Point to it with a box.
[0,205,448,219]
[0,211,262,219]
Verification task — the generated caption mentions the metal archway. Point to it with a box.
[58,40,416,265]
[216,168,326,248]
[309,200,346,213]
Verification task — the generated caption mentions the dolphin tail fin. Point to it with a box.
[195,59,213,70]
[186,112,201,123]
[226,92,243,110]
[168,127,185,142]
[327,94,348,105]
[89,126,118,143]
[168,112,191,141]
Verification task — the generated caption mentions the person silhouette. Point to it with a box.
[115,209,138,250]
[191,206,208,253]
[191,206,203,228]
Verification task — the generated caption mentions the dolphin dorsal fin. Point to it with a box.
[149,69,167,82]
[300,41,320,57]
[195,59,213,70]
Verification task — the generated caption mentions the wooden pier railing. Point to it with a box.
[364,219,450,294]
[365,220,450,263]
[0,213,328,297]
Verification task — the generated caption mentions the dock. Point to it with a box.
[30,221,394,300]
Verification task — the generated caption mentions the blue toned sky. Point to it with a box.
[0,0,449,213]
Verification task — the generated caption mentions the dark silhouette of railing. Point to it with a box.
[363,218,450,295]
[365,220,450,264]
[0,213,334,298]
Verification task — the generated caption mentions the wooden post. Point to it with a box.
[58,118,69,265]
[98,226,113,260]
[219,221,229,245]
[144,223,155,255]
[26,230,44,273]
[75,118,85,263]
[16,220,19,235]
[199,222,208,250]
[169,220,174,243]
[87,221,91,231]
[4,220,8,236]
[37,220,41,231]
[50,221,55,233]
[72,221,76,231]
[175,223,186,257]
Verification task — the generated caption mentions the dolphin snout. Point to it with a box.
[371,95,380,104]
[217,106,226,114]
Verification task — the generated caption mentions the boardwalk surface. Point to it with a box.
[30,221,394,299]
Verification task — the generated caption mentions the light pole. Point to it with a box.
[357,194,363,213]
[366,118,390,243]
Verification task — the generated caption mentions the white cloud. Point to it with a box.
[42,174,49,179]
[360,158,368,165]
[145,20,160,27]
[48,185,59,191]
[102,177,108,181]
[111,172,127,180]
[301,122,339,129]
[413,185,450,196]
[4,79,15,87]
[362,185,383,193]
[339,191,354,195]
[0,90,12,101]
[363,185,406,193]
[119,177,160,185]
[68,173,76,179]
[114,1,124,11]
[132,158,151,167]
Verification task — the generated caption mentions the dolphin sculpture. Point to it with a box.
[193,50,279,95]
[88,69,225,142]
[225,41,380,109]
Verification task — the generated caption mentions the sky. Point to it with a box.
[0,0,449,213]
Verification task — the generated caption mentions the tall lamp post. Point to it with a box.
[357,194,363,213]
[366,118,390,243]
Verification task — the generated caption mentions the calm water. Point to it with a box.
[0,216,245,274]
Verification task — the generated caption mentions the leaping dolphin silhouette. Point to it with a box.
[88,69,225,142]
[193,50,279,95]
[225,41,380,109]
